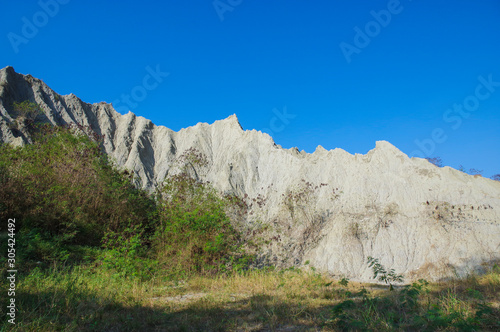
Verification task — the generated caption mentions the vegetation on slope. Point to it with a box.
[0,102,499,331]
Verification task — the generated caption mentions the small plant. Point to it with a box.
[490,174,500,181]
[399,279,429,309]
[426,157,443,167]
[338,276,350,287]
[469,168,483,176]
[9,100,43,135]
[458,165,484,176]
[13,100,42,120]
[367,256,404,291]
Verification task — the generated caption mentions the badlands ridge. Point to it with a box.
[1,66,499,282]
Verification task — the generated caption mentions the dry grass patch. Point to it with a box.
[143,269,343,330]
[2,264,499,331]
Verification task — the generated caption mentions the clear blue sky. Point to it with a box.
[2,0,499,177]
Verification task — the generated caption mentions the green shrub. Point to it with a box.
[152,148,251,277]
[0,121,154,265]
[0,113,250,277]
[8,100,42,136]
[99,226,158,281]
[154,172,243,276]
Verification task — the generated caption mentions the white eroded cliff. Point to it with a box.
[1,66,499,281]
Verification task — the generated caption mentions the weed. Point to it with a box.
[367,256,404,291]
[338,277,350,288]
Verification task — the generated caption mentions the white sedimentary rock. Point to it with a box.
[1,66,499,281]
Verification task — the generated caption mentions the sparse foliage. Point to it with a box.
[13,100,42,121]
[338,276,350,287]
[425,157,443,167]
[171,147,209,179]
[282,179,333,225]
[367,256,404,291]
[469,168,483,175]
[458,164,484,176]
[9,100,43,136]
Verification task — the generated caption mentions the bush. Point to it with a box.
[8,100,42,137]
[425,157,443,167]
[0,113,249,277]
[0,121,154,265]
[152,148,250,277]
[154,172,243,276]
[1,103,251,279]
[99,226,158,281]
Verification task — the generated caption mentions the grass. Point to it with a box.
[1,264,499,331]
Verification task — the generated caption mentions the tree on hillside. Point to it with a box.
[468,168,483,176]
[425,157,443,167]
[491,174,500,181]
[9,101,42,137]
[458,165,483,176]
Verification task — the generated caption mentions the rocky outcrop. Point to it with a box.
[1,66,499,281]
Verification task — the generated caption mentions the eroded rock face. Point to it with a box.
[1,66,499,281]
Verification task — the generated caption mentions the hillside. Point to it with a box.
[1,66,499,282]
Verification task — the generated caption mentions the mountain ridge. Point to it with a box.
[1,66,499,282]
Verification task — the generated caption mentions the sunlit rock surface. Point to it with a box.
[1,66,499,282]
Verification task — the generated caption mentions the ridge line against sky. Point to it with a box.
[1,0,499,176]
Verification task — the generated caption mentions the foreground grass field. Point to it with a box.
[1,264,499,331]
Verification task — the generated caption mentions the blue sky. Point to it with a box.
[2,0,499,177]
